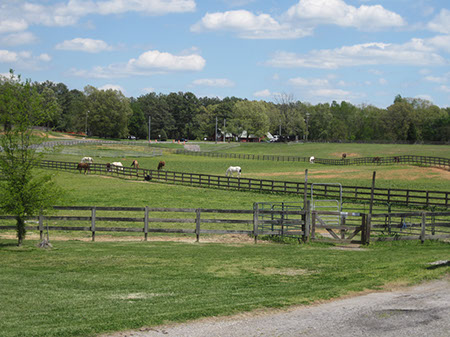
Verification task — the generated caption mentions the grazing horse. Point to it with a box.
[309,156,315,164]
[394,156,400,163]
[81,157,93,164]
[157,161,165,170]
[342,153,347,159]
[373,157,381,164]
[77,162,90,175]
[144,174,152,181]
[226,166,241,177]
[131,160,139,169]
[111,162,123,172]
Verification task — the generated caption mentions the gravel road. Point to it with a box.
[102,276,449,337]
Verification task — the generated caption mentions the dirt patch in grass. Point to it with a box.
[330,152,361,158]
[0,232,265,245]
[254,166,450,181]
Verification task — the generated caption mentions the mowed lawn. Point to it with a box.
[0,239,448,337]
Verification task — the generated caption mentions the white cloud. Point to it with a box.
[439,85,450,93]
[285,0,405,31]
[0,32,37,46]
[267,38,447,69]
[39,53,52,62]
[142,87,155,93]
[191,10,312,39]
[129,50,205,71]
[55,38,113,53]
[71,49,205,78]
[1,0,196,30]
[0,49,50,69]
[378,78,387,85]
[99,84,125,93]
[288,77,329,87]
[428,9,450,34]
[253,89,272,97]
[0,19,28,33]
[192,78,234,87]
[311,88,351,98]
[0,50,19,63]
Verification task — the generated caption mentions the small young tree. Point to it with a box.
[0,71,61,246]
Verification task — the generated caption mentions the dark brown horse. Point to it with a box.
[131,160,139,169]
[394,156,400,163]
[373,157,381,164]
[157,161,165,170]
[342,153,347,159]
[77,162,90,175]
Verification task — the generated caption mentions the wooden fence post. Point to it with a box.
[91,207,96,242]
[361,213,367,244]
[39,208,44,241]
[420,212,426,243]
[195,209,201,242]
[365,214,372,245]
[253,203,259,244]
[311,211,316,239]
[303,200,310,243]
[304,169,308,210]
[144,206,149,241]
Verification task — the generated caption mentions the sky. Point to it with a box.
[1,0,450,108]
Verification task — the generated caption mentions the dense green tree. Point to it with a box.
[84,86,132,138]
[0,71,60,245]
[229,100,270,141]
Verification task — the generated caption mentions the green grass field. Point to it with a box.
[0,239,448,337]
[42,141,450,191]
[1,139,449,337]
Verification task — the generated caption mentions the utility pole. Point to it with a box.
[215,116,218,144]
[85,110,89,136]
[148,115,151,142]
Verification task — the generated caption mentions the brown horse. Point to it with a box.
[157,161,165,170]
[77,162,90,175]
[373,157,381,164]
[394,156,400,163]
[342,153,347,159]
[131,160,139,169]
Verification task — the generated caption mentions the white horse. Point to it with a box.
[81,157,93,163]
[226,166,241,177]
[309,156,315,164]
[111,162,123,172]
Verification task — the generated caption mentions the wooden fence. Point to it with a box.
[311,210,450,244]
[1,205,448,244]
[38,160,450,209]
[175,150,450,171]
[0,205,307,243]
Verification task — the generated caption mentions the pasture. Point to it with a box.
[41,141,450,191]
[1,139,449,337]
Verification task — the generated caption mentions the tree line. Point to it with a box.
[1,74,449,143]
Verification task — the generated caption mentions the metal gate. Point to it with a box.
[256,202,304,238]
[311,183,342,226]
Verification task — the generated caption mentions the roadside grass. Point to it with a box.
[0,239,448,337]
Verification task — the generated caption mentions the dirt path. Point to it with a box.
[100,276,450,337]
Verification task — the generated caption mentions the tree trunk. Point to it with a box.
[16,216,26,246]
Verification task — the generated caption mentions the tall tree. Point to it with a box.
[84,86,132,138]
[0,71,60,245]
[229,100,270,141]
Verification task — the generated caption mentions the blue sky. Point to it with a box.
[1,0,449,108]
